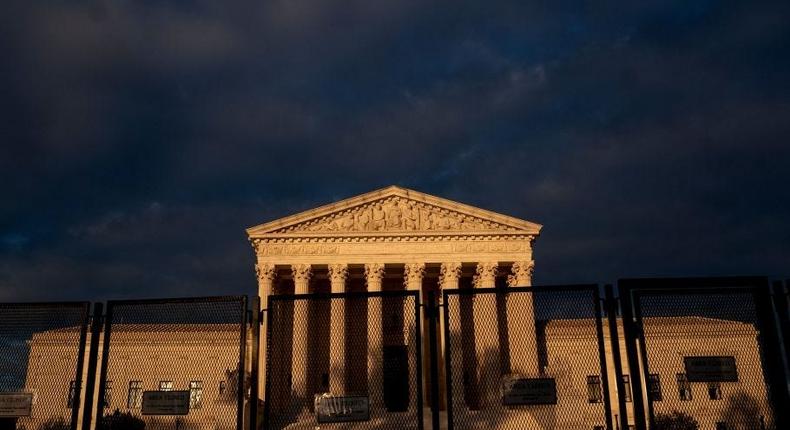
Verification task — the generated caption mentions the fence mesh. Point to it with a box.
[264,291,423,430]
[444,287,610,430]
[635,289,779,430]
[96,297,246,430]
[0,302,90,430]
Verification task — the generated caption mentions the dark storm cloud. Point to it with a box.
[2,0,789,300]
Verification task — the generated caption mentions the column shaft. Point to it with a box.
[404,263,426,408]
[439,262,462,411]
[506,261,539,375]
[291,263,312,414]
[328,264,348,394]
[473,262,499,407]
[365,263,385,411]
[255,263,276,404]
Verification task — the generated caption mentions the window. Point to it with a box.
[189,381,203,409]
[127,381,143,409]
[587,375,603,403]
[622,375,632,402]
[648,374,663,401]
[708,382,722,400]
[67,381,78,408]
[104,381,113,408]
[159,381,173,391]
[676,373,692,401]
[219,381,226,396]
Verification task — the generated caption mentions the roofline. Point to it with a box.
[246,185,542,236]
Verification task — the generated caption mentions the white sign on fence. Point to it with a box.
[315,394,370,423]
[141,391,190,415]
[0,393,33,417]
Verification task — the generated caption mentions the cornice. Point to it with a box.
[246,185,542,237]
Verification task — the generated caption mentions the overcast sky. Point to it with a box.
[2,1,789,301]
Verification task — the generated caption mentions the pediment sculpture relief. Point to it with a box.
[274,197,518,234]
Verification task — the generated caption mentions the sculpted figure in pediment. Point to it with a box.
[419,208,432,230]
[386,201,402,228]
[356,208,371,230]
[403,202,418,230]
[372,204,386,230]
[339,214,354,230]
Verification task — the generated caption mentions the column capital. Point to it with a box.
[364,263,385,281]
[328,263,348,293]
[255,263,277,284]
[439,262,462,290]
[507,260,535,287]
[291,263,312,285]
[365,263,385,292]
[474,261,498,288]
[327,263,349,283]
[403,262,425,290]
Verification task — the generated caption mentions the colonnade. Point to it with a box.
[256,260,537,412]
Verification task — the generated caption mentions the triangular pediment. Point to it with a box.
[247,186,542,237]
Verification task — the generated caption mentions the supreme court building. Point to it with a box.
[247,185,542,408]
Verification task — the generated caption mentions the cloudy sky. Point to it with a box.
[2,1,789,301]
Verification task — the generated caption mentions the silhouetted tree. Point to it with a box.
[654,411,699,430]
[720,391,763,430]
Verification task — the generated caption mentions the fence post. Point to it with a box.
[618,282,648,430]
[427,290,441,430]
[81,302,103,430]
[237,296,248,430]
[773,281,790,392]
[604,285,629,430]
[249,296,260,430]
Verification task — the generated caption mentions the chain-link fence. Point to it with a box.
[263,290,423,430]
[620,277,790,430]
[95,297,248,430]
[443,285,612,430]
[0,302,91,430]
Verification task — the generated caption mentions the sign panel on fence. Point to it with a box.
[141,391,190,415]
[0,393,33,417]
[501,376,558,406]
[315,394,370,423]
[684,356,738,382]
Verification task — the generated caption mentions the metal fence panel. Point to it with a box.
[96,296,247,430]
[443,285,612,430]
[263,290,423,430]
[0,302,90,430]
[620,277,790,430]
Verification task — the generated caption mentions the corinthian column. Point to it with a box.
[507,260,539,375]
[290,264,312,412]
[328,263,348,394]
[439,262,462,410]
[404,262,425,293]
[404,262,426,404]
[365,263,385,410]
[255,263,276,403]
[473,262,498,407]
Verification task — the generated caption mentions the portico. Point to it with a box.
[247,185,542,409]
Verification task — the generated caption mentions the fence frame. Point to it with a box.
[441,284,615,430]
[0,301,91,430]
[618,276,790,430]
[95,295,248,430]
[262,289,424,430]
